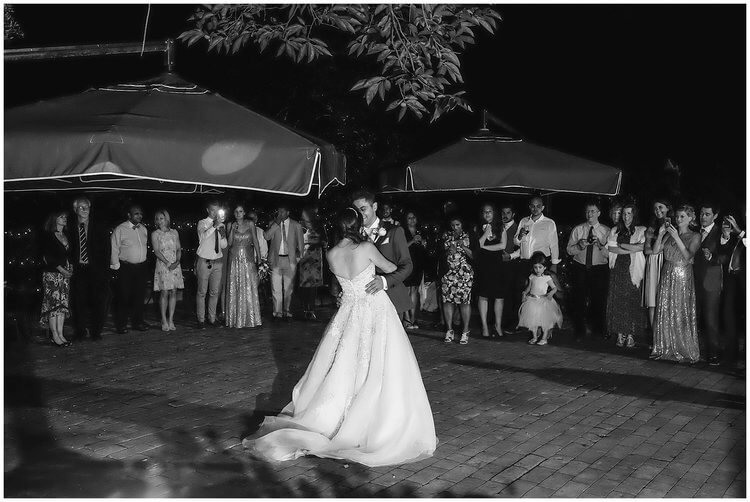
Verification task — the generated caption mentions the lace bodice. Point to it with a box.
[335,263,381,302]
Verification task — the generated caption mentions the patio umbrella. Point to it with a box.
[382,128,621,196]
[4,72,345,196]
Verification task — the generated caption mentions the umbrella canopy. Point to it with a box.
[382,129,621,196]
[4,73,345,196]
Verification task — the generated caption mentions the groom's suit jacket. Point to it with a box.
[372,221,413,314]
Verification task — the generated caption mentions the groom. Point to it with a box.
[352,190,413,314]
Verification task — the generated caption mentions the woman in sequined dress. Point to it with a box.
[650,205,701,363]
[225,204,262,328]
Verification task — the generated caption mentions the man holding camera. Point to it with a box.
[265,204,304,320]
[196,201,228,329]
[566,201,610,339]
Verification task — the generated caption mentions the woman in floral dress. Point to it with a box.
[40,210,74,347]
[152,209,184,331]
[441,216,474,345]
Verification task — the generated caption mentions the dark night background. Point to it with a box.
[4,3,747,223]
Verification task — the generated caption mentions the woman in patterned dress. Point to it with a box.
[441,216,474,345]
[606,203,648,348]
[40,210,73,347]
[299,206,327,321]
[225,203,262,328]
[643,199,672,339]
[650,205,701,363]
[152,209,184,332]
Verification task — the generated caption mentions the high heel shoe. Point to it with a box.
[162,322,170,332]
[169,321,176,331]
[444,329,455,343]
[459,331,470,345]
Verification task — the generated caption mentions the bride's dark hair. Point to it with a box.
[336,208,365,244]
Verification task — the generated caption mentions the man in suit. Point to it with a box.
[265,204,304,320]
[719,214,745,369]
[694,203,724,365]
[69,196,111,340]
[352,190,413,315]
[499,204,520,332]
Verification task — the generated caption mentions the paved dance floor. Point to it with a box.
[5,309,745,497]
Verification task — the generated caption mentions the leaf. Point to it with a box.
[398,105,407,121]
[386,99,401,111]
[365,83,378,105]
[377,81,386,101]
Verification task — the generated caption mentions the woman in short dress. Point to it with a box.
[643,198,672,339]
[40,210,73,347]
[474,203,507,338]
[403,210,426,330]
[299,206,327,321]
[152,209,184,331]
[441,216,474,345]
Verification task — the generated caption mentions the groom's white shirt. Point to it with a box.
[365,217,389,290]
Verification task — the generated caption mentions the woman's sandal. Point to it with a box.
[444,330,455,343]
[459,331,470,345]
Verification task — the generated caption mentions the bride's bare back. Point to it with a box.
[327,239,396,280]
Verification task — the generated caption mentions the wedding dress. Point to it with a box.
[244,263,437,467]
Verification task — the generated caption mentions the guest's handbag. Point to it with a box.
[419,279,439,313]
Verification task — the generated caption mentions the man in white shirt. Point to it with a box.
[513,195,561,272]
[110,204,149,334]
[265,204,304,320]
[566,201,611,339]
[195,201,228,328]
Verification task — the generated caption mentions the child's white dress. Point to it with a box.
[518,274,563,332]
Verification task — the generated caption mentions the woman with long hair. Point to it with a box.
[605,203,648,348]
[245,207,437,466]
[152,209,184,331]
[225,203,262,328]
[643,198,672,334]
[650,205,701,363]
[474,203,507,338]
[402,210,426,330]
[40,210,73,347]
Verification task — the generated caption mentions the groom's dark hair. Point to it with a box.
[350,189,376,205]
[336,208,365,244]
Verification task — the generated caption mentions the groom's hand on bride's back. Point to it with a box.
[365,277,385,295]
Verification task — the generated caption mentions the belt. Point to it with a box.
[120,260,145,266]
[203,257,221,263]
[278,254,289,257]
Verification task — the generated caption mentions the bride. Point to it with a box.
[243,208,437,467]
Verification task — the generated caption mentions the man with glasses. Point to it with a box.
[69,196,111,340]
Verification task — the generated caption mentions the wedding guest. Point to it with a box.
[719,214,745,368]
[265,204,304,320]
[643,199,672,336]
[605,203,647,348]
[226,203,262,328]
[441,216,474,345]
[195,201,228,329]
[248,210,269,261]
[513,195,560,274]
[380,202,399,226]
[299,205,327,321]
[403,210,426,330]
[40,210,73,347]
[650,205,701,363]
[498,204,520,333]
[694,203,723,365]
[608,201,623,228]
[151,209,184,332]
[69,196,110,341]
[110,204,149,334]
[519,252,563,346]
[248,209,271,308]
[475,203,507,338]
[566,201,610,339]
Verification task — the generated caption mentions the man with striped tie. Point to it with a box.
[70,196,111,341]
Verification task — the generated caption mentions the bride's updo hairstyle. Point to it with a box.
[337,207,365,244]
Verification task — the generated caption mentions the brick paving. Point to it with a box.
[4,308,746,497]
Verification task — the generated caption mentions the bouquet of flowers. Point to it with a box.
[257,258,270,283]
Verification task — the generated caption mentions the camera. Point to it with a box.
[664,216,671,227]
[587,234,595,244]
[218,209,225,221]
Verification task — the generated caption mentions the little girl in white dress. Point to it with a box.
[518,253,562,345]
